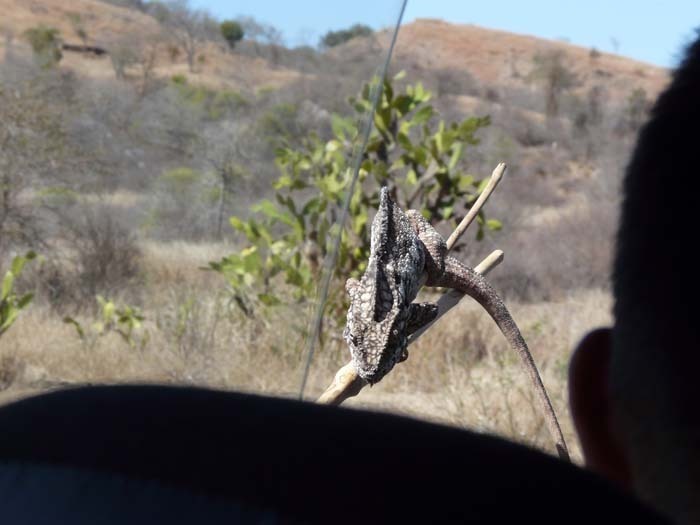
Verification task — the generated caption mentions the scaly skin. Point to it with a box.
[343,187,569,461]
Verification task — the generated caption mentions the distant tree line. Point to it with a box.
[320,24,373,48]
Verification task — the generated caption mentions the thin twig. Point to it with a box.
[317,166,508,406]
[446,162,506,251]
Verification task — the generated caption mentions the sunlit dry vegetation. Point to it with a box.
[0,0,668,461]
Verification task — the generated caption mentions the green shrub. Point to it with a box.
[320,24,373,48]
[64,295,147,349]
[211,73,496,327]
[23,25,62,68]
[220,20,244,50]
[1,252,36,338]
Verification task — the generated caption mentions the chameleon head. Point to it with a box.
[342,187,414,384]
[343,274,409,384]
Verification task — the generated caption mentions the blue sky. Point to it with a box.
[190,0,700,67]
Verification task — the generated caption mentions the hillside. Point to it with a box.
[383,19,668,101]
[1,1,669,101]
[0,0,302,89]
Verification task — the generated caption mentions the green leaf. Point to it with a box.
[1,271,13,301]
[374,107,392,135]
[383,79,394,105]
[476,178,490,194]
[392,94,413,116]
[11,254,29,277]
[486,219,503,231]
[448,143,464,170]
[17,293,34,309]
[241,246,262,273]
[397,132,412,151]
[258,293,281,306]
[412,105,433,125]
[0,310,19,334]
[252,199,297,229]
[406,169,418,185]
[331,115,352,140]
[63,317,85,339]
[458,174,475,191]
[229,216,245,232]
[102,300,116,323]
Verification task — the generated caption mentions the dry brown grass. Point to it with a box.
[0,0,304,92]
[0,233,612,465]
[383,19,669,102]
[0,0,635,463]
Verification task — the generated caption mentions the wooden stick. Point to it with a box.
[446,162,506,251]
[318,164,508,406]
[316,250,504,406]
[407,250,504,344]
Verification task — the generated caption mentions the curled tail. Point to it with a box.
[432,256,569,462]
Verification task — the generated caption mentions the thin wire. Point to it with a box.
[298,0,409,400]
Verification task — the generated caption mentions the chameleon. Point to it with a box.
[343,187,568,460]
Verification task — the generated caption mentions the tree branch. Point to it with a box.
[317,164,508,405]
[446,162,506,250]
[316,250,504,406]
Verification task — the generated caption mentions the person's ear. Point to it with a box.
[569,328,632,489]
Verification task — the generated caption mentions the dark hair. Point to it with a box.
[614,32,700,384]
[611,31,700,518]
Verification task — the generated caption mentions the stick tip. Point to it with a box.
[493,162,507,180]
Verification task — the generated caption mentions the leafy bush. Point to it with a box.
[0,252,36,338]
[320,24,373,48]
[220,20,244,50]
[211,73,496,326]
[64,295,147,349]
[23,25,62,68]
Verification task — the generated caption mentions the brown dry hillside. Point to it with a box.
[1,1,669,102]
[380,19,669,102]
[0,0,302,89]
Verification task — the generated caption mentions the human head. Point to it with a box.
[569,32,700,524]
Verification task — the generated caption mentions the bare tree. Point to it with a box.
[105,31,163,96]
[235,16,284,64]
[0,79,62,251]
[201,121,247,239]
[159,0,214,73]
[528,49,579,118]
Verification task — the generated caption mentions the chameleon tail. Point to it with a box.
[435,256,570,462]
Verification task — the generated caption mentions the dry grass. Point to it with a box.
[0,233,612,465]
[0,0,637,464]
[0,0,303,92]
[334,288,612,463]
[383,18,669,102]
